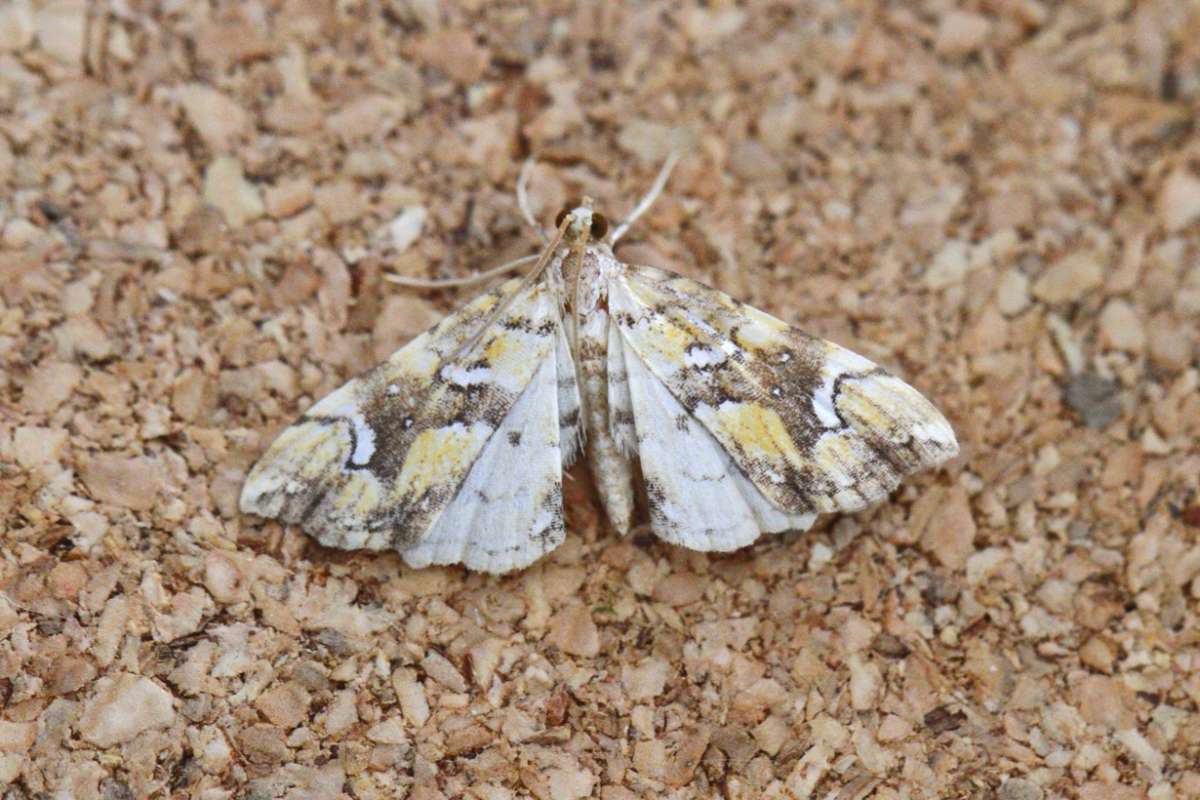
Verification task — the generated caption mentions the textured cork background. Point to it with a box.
[2,2,1199,799]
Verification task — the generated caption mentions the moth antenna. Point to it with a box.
[516,157,548,243]
[608,149,681,245]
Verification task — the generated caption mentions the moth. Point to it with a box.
[240,157,958,573]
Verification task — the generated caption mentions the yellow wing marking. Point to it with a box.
[730,307,789,352]
[395,422,493,499]
[483,327,537,372]
[812,431,856,473]
[286,427,344,481]
[836,378,908,440]
[391,344,440,382]
[710,402,802,464]
[484,332,515,364]
[330,472,383,516]
[627,282,708,365]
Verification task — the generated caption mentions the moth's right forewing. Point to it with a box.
[610,265,957,519]
[620,332,817,550]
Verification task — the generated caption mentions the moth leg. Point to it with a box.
[383,253,539,290]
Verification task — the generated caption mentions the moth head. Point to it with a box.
[555,197,609,243]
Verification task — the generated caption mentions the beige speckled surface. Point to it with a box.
[1,2,1199,798]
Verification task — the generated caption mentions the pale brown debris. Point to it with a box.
[1,2,1198,798]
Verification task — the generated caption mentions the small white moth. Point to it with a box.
[241,156,958,573]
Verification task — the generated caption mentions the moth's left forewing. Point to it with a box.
[240,276,569,559]
[611,265,958,521]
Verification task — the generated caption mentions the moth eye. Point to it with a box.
[555,198,583,228]
[590,213,609,239]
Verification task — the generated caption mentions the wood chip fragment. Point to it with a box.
[80,453,164,511]
[548,604,600,657]
[5,5,1197,797]
[77,674,176,747]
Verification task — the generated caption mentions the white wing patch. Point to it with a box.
[401,355,566,573]
[555,321,583,467]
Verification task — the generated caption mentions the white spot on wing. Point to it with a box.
[440,363,493,385]
[813,371,843,429]
[350,419,375,465]
[684,346,725,368]
[330,403,376,466]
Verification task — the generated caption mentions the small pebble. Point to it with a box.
[0,721,35,754]
[366,718,408,745]
[920,487,977,570]
[12,425,68,469]
[621,657,670,701]
[548,604,600,657]
[0,3,35,52]
[1074,675,1136,730]
[254,682,311,729]
[998,778,1045,800]
[327,95,412,142]
[924,239,971,289]
[1064,373,1123,429]
[995,269,1031,316]
[81,454,164,511]
[388,206,427,253]
[21,361,81,414]
[1079,636,1116,674]
[877,715,913,743]
[617,119,676,165]
[392,669,430,727]
[264,177,314,219]
[34,0,85,65]
[314,180,365,226]
[1145,312,1194,371]
[412,28,489,84]
[177,84,249,152]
